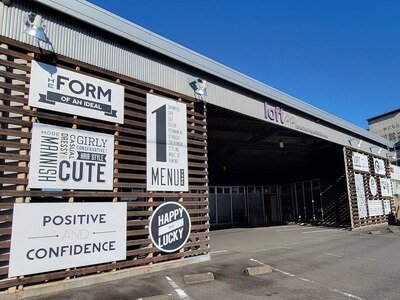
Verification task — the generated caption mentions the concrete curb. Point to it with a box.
[370,230,382,235]
[137,294,173,300]
[183,272,214,284]
[244,265,272,276]
[387,226,400,234]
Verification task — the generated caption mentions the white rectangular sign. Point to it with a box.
[28,123,114,190]
[390,164,400,181]
[9,202,127,277]
[146,93,188,191]
[384,200,391,215]
[29,60,124,124]
[368,200,384,217]
[354,173,368,219]
[380,177,393,197]
[373,158,385,175]
[352,152,369,172]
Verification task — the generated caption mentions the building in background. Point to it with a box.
[368,109,400,165]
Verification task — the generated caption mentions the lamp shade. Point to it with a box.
[24,13,49,43]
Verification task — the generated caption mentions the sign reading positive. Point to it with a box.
[29,60,124,124]
[149,202,191,253]
[9,202,127,277]
[146,93,188,191]
[28,123,114,190]
[368,200,384,217]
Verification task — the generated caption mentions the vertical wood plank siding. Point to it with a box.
[0,36,209,291]
[343,147,394,228]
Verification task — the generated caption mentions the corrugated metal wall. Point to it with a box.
[0,0,257,115]
[1,1,180,95]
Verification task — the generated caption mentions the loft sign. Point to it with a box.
[264,102,284,124]
[28,123,114,190]
[146,93,188,192]
[149,202,191,253]
[29,60,124,124]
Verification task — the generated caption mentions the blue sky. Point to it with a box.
[88,0,400,129]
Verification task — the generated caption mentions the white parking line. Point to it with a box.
[251,246,292,253]
[166,276,190,300]
[302,229,337,234]
[249,258,364,300]
[276,227,313,232]
[210,250,228,254]
[251,248,272,253]
[323,252,342,258]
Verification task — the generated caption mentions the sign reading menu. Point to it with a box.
[373,158,385,175]
[146,93,188,192]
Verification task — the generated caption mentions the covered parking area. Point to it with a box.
[207,104,349,227]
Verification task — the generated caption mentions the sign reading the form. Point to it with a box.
[146,93,188,192]
[29,60,124,124]
[9,202,126,277]
[352,152,370,172]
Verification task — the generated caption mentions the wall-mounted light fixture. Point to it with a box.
[349,138,363,148]
[24,12,49,44]
[188,77,208,96]
[279,140,284,148]
[386,152,397,161]
[369,146,382,154]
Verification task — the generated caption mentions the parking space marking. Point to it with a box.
[165,276,190,300]
[249,258,364,300]
[251,248,270,253]
[276,227,313,232]
[210,250,228,254]
[251,246,292,253]
[323,252,342,258]
[302,229,337,234]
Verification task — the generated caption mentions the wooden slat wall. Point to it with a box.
[343,147,394,228]
[0,36,209,291]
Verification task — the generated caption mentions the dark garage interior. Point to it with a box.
[206,104,351,227]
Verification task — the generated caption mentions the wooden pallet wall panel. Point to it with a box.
[0,36,209,292]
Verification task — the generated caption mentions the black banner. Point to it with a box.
[77,151,107,162]
[38,91,117,117]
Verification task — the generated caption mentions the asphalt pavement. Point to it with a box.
[25,224,400,300]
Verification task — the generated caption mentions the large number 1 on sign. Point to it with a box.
[152,105,167,162]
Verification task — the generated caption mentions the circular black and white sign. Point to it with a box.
[149,202,191,253]
[369,176,377,196]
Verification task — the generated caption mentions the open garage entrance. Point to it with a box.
[207,104,350,228]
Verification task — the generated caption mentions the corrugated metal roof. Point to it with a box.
[31,0,394,148]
